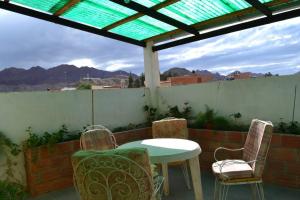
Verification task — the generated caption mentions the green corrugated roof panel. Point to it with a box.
[62,0,137,28]
[12,0,69,13]
[156,0,273,25]
[10,0,275,41]
[132,0,164,8]
[110,15,176,40]
[12,0,138,29]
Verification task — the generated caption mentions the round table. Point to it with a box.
[119,138,203,200]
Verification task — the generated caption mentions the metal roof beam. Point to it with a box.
[0,1,146,47]
[109,0,199,35]
[103,0,180,30]
[153,7,300,51]
[53,0,81,16]
[245,0,272,17]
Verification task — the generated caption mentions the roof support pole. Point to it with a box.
[144,41,160,107]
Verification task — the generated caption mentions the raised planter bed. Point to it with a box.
[24,127,152,196]
[24,127,299,196]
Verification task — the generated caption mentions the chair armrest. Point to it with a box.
[214,147,244,162]
[111,134,118,148]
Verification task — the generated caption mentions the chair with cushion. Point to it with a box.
[152,118,191,193]
[72,148,164,200]
[212,119,273,200]
[80,125,117,150]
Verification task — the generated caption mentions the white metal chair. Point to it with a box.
[72,148,164,200]
[212,119,273,200]
[80,125,117,150]
[152,118,191,192]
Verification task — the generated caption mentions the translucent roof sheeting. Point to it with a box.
[110,15,176,40]
[5,0,300,47]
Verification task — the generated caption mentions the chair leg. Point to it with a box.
[214,178,219,200]
[258,183,265,200]
[223,185,229,200]
[218,182,223,200]
[251,184,258,200]
[219,184,229,200]
[161,163,169,196]
[181,161,191,190]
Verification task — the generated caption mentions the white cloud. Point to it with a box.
[160,16,300,66]
[68,58,98,68]
[0,10,11,18]
[104,60,135,71]
[210,62,291,75]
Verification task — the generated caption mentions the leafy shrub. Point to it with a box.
[112,123,148,133]
[274,120,300,135]
[0,132,21,156]
[0,181,26,200]
[25,125,82,148]
[144,102,193,125]
[166,102,192,119]
[191,106,249,131]
[77,83,91,90]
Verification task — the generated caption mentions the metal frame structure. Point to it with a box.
[0,0,299,51]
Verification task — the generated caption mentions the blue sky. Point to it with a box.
[0,9,300,75]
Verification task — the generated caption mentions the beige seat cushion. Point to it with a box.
[212,159,253,180]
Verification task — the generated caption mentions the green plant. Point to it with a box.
[192,106,248,131]
[143,105,160,125]
[77,83,91,90]
[25,127,43,148]
[0,133,25,199]
[25,125,82,148]
[167,102,192,119]
[213,116,231,130]
[0,181,26,200]
[287,121,300,134]
[0,132,21,156]
[112,123,148,133]
[193,105,216,129]
[274,120,300,135]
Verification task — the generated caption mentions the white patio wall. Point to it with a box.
[0,88,149,184]
[0,88,149,143]
[158,74,300,124]
[0,90,92,143]
[93,88,149,129]
[0,74,299,185]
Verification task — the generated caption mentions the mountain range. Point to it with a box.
[162,67,225,80]
[0,65,298,92]
[0,64,135,86]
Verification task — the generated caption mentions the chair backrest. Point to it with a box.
[152,118,188,139]
[80,125,117,150]
[72,148,154,200]
[242,119,273,178]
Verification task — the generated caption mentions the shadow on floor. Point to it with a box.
[29,168,300,200]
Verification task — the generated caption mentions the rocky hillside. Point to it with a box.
[0,64,136,86]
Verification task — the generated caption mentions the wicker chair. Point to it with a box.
[212,119,273,200]
[80,125,117,150]
[72,148,164,200]
[152,118,191,193]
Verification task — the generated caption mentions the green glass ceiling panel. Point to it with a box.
[62,0,137,28]
[12,0,68,13]
[132,0,164,8]
[110,15,176,40]
[157,0,251,25]
[134,0,273,25]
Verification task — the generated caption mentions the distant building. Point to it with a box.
[160,74,215,87]
[61,87,76,91]
[226,71,253,80]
